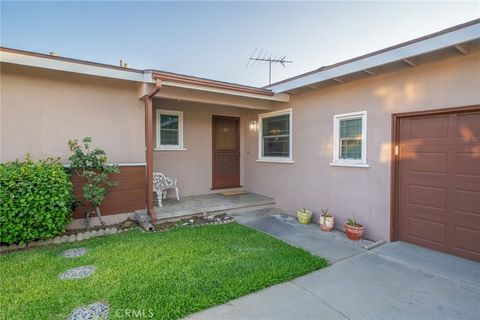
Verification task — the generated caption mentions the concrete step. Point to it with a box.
[134,192,275,224]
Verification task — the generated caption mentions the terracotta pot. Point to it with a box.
[319,216,334,232]
[344,223,365,241]
[297,209,312,224]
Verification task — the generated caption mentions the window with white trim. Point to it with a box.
[332,111,368,166]
[258,109,293,162]
[156,109,184,150]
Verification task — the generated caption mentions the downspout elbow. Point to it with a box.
[148,78,162,98]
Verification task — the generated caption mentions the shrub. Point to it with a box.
[0,155,74,244]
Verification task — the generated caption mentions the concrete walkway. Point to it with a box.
[187,209,480,320]
[231,208,379,263]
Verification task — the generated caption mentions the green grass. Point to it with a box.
[0,223,327,319]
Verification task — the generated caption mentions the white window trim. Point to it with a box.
[156,109,184,150]
[154,148,187,151]
[330,110,369,168]
[257,108,293,163]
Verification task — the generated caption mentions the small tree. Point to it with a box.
[68,137,119,227]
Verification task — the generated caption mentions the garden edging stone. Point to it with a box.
[1,217,231,253]
[0,227,136,254]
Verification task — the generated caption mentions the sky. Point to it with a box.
[1,1,479,87]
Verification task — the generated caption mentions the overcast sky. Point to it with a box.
[1,1,479,87]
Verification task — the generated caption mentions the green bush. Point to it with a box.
[0,155,74,244]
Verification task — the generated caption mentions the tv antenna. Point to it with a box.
[246,48,293,85]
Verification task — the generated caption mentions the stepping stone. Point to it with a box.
[68,302,109,320]
[61,248,88,258]
[60,266,96,280]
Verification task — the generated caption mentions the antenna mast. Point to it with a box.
[246,48,293,85]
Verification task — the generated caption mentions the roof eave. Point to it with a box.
[152,71,289,102]
[267,21,480,93]
[0,47,289,102]
[0,47,152,83]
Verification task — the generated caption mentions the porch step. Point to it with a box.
[134,192,275,224]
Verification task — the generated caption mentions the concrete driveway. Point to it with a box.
[187,209,480,320]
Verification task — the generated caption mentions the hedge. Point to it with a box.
[0,155,74,244]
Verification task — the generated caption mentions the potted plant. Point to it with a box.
[344,215,365,241]
[319,209,334,232]
[297,208,313,224]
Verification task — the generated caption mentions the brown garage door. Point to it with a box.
[397,108,480,261]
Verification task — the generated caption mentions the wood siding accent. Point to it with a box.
[71,166,146,219]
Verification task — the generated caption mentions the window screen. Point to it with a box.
[262,113,290,158]
[339,118,362,159]
[160,114,179,146]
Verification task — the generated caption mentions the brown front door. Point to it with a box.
[397,108,480,261]
[212,115,240,189]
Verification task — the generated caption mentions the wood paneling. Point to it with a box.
[71,166,146,219]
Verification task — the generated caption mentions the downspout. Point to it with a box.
[144,78,162,224]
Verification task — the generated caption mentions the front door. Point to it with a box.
[212,115,240,189]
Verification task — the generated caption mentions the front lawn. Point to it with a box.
[0,223,327,319]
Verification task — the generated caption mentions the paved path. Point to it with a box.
[232,209,377,263]
[187,209,480,320]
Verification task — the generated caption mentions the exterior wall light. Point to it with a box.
[249,120,258,132]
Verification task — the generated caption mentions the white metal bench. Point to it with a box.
[153,172,180,207]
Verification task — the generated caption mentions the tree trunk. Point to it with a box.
[95,206,106,227]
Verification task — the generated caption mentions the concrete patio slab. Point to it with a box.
[187,209,480,320]
[135,193,275,222]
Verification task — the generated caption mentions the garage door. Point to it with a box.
[397,108,480,261]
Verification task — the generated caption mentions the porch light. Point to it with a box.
[249,120,258,132]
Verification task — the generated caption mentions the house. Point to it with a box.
[1,19,479,261]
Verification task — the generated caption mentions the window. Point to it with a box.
[258,109,293,162]
[156,110,184,150]
[331,111,368,167]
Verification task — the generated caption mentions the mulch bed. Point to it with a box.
[153,213,234,232]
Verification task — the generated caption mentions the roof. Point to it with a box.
[266,18,480,93]
[2,18,478,99]
[0,46,283,100]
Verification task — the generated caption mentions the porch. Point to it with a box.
[141,72,289,223]
[134,192,275,223]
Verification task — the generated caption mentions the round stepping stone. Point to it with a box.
[61,248,88,258]
[60,266,96,280]
[68,302,109,320]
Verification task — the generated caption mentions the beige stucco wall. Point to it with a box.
[153,99,256,197]
[1,63,145,163]
[2,52,479,241]
[244,51,480,241]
